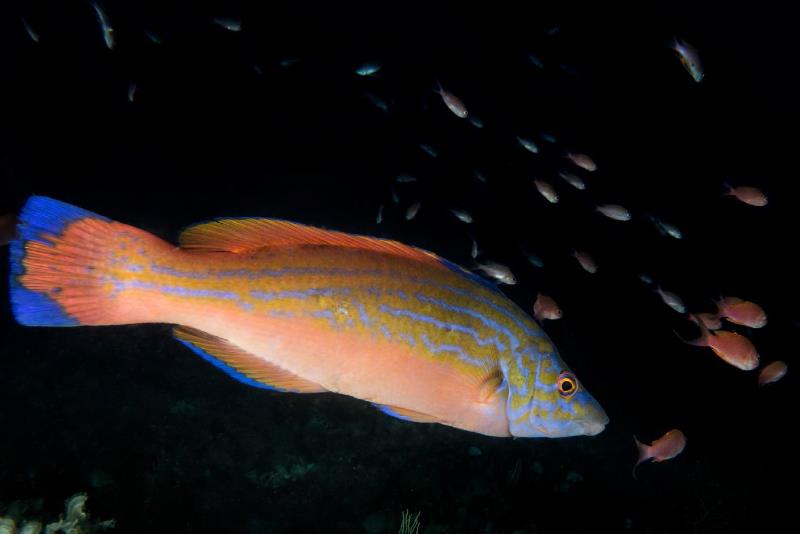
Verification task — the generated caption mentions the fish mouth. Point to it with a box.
[580,408,610,436]
[580,419,607,436]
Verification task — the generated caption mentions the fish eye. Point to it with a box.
[557,371,578,399]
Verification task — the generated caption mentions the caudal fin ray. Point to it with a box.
[9,196,155,326]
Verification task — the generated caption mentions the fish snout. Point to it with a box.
[580,418,607,436]
[580,405,610,436]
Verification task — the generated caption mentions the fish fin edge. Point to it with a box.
[372,403,442,424]
[178,217,448,270]
[174,326,326,393]
[9,196,129,327]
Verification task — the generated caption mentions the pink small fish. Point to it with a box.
[716,297,767,328]
[558,171,586,190]
[565,152,597,172]
[573,250,597,274]
[596,204,631,221]
[475,261,516,285]
[633,429,686,479]
[534,179,558,203]
[725,185,767,207]
[533,293,562,321]
[758,361,787,386]
[436,83,468,119]
[678,315,760,371]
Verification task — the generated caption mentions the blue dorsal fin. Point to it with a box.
[174,326,326,393]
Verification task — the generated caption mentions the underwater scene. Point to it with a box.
[0,1,795,533]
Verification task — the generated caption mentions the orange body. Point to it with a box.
[717,297,767,328]
[11,196,610,439]
[705,331,759,371]
[21,218,512,436]
[533,294,562,321]
[758,361,787,385]
[726,186,767,207]
[682,315,759,371]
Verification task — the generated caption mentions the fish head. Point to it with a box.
[503,342,608,438]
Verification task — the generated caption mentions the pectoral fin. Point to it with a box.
[477,369,506,404]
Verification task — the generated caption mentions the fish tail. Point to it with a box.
[722,181,734,196]
[672,330,694,345]
[9,196,167,327]
[676,311,718,348]
[632,435,649,480]
[712,296,725,316]
[689,312,716,340]
[673,327,702,347]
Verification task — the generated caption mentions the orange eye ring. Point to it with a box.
[557,371,578,399]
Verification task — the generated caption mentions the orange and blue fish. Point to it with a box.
[8,196,608,438]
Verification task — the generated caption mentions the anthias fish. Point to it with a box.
[533,293,562,321]
[596,204,631,222]
[758,361,787,386]
[9,196,608,438]
[534,179,559,204]
[558,171,586,191]
[436,83,468,119]
[633,429,686,479]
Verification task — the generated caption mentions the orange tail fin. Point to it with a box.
[10,196,167,326]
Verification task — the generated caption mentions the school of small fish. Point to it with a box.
[8,7,789,484]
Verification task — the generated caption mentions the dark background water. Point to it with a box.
[0,1,796,532]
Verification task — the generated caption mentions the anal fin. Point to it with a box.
[174,326,326,393]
